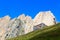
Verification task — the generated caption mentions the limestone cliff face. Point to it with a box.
[33,11,56,26]
[0,11,56,40]
[0,15,10,40]
[6,18,25,38]
[18,14,34,34]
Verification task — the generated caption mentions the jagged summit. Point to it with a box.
[1,15,10,19]
[18,14,25,20]
[33,11,56,26]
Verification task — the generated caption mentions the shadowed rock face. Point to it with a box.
[5,18,25,39]
[34,23,47,30]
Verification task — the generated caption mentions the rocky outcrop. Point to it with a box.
[33,23,47,30]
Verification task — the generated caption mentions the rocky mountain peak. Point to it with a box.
[33,11,56,26]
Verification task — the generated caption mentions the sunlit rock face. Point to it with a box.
[18,14,34,34]
[33,11,56,26]
[0,15,10,40]
[24,16,34,34]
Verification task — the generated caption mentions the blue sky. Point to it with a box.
[0,0,60,22]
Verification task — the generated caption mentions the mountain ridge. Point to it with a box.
[0,11,56,40]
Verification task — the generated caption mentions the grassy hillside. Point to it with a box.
[7,23,60,40]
